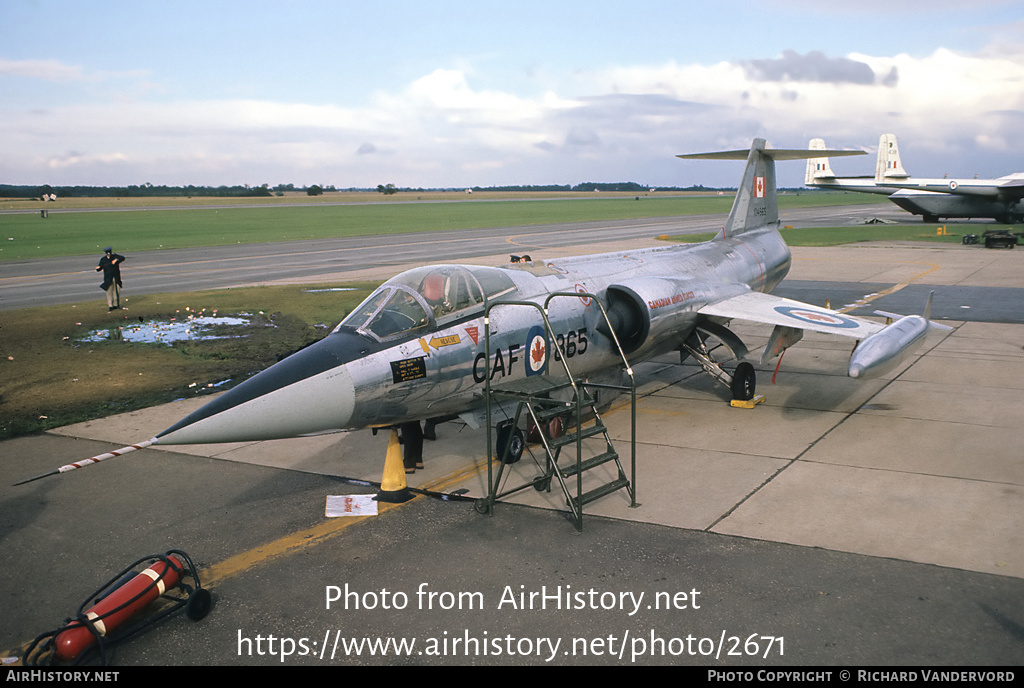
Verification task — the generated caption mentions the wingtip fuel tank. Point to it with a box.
[848,315,930,379]
[847,292,953,380]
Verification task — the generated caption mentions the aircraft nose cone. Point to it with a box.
[157,330,372,444]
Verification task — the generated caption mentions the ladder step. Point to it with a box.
[533,403,574,422]
[573,478,631,508]
[551,423,606,448]
[560,450,619,478]
[537,405,598,426]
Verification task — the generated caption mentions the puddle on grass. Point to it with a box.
[79,315,256,345]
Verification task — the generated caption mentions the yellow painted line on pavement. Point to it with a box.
[202,457,493,588]
[199,498,405,588]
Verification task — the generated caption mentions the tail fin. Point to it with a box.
[678,138,865,238]
[875,133,909,182]
[805,137,836,185]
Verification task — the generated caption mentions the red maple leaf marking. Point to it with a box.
[531,338,546,365]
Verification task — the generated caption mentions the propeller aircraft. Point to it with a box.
[806,133,1024,223]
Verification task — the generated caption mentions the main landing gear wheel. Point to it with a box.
[731,362,756,401]
[496,424,525,464]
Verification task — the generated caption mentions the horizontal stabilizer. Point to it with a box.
[678,148,864,162]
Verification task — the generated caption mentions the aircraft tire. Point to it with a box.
[496,424,525,464]
[731,362,756,401]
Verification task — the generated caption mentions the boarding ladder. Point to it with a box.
[477,292,637,532]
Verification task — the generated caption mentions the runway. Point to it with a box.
[2,209,1022,665]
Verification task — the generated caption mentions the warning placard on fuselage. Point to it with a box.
[391,356,427,383]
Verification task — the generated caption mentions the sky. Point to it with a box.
[2,0,1023,189]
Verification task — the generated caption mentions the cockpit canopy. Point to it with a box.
[335,265,516,341]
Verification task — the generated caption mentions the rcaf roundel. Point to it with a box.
[526,326,547,375]
[774,305,859,329]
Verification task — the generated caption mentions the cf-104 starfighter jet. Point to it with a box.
[20,139,950,485]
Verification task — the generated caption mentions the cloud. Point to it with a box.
[47,151,129,169]
[597,47,1024,139]
[564,126,600,147]
[3,44,1024,187]
[0,59,87,82]
[0,58,148,83]
[556,46,1024,183]
[742,50,880,85]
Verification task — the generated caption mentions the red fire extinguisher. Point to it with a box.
[23,549,211,666]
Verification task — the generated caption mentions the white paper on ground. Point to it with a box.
[325,494,379,517]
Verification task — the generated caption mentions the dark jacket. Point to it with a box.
[97,252,126,290]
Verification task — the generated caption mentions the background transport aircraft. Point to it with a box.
[806,134,1024,223]
[19,139,949,488]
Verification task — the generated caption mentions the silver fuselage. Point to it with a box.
[157,227,790,444]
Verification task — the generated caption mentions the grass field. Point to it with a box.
[0,191,887,261]
[0,283,376,440]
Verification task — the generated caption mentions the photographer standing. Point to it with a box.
[96,247,126,311]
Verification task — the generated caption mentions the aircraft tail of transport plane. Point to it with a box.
[15,138,955,486]
[875,133,910,183]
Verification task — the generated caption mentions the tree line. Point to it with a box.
[1,181,729,199]
[0,183,339,199]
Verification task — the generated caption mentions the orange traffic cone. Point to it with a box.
[376,429,413,503]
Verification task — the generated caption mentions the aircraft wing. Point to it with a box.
[992,177,1024,199]
[882,177,1024,200]
[699,291,885,339]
